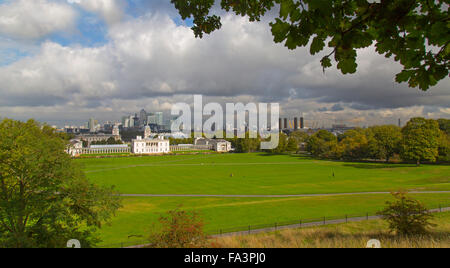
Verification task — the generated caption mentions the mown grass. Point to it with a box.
[78,153,450,195]
[78,153,450,247]
[97,193,450,247]
[213,212,450,248]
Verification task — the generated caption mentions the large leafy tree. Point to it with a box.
[369,125,402,162]
[306,130,338,158]
[400,117,440,166]
[437,129,450,162]
[172,0,449,90]
[337,128,373,160]
[437,118,450,135]
[0,119,121,248]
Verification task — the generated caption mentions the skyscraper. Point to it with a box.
[155,112,163,126]
[147,114,157,125]
[133,114,139,128]
[88,118,96,133]
[139,109,147,126]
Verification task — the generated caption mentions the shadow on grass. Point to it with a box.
[342,163,415,169]
[255,152,314,160]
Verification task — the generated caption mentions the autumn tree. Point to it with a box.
[0,119,121,248]
[337,128,372,160]
[172,0,449,90]
[148,208,208,248]
[400,117,440,166]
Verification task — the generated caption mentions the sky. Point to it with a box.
[0,0,448,128]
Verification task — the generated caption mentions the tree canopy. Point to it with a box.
[401,117,441,165]
[0,119,121,248]
[172,0,449,90]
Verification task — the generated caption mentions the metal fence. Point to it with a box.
[99,201,450,248]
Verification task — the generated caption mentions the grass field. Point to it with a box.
[79,153,450,195]
[75,153,450,247]
[214,211,450,248]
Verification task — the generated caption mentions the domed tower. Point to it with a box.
[144,125,152,139]
[112,125,120,136]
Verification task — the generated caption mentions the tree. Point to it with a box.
[378,192,435,236]
[0,119,121,248]
[106,137,123,145]
[235,132,261,153]
[338,128,371,160]
[400,117,440,166]
[148,207,209,248]
[437,130,450,162]
[369,125,402,162]
[306,130,337,158]
[172,0,449,91]
[289,131,309,143]
[437,118,450,135]
[269,132,288,153]
[286,137,298,152]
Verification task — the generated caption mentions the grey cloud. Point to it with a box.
[330,103,345,112]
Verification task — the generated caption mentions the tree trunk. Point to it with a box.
[416,160,420,167]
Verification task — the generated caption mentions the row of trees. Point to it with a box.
[89,137,124,146]
[148,118,450,162]
[306,118,449,165]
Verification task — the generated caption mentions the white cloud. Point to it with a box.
[68,0,125,25]
[0,10,448,125]
[0,0,77,40]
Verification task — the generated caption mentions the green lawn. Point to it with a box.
[75,153,450,247]
[98,193,450,247]
[78,153,450,195]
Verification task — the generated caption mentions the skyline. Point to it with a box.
[0,0,449,127]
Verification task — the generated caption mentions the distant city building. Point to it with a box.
[139,109,147,127]
[155,112,163,126]
[88,118,96,133]
[147,114,157,125]
[133,114,139,128]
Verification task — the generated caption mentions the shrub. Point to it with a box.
[148,207,209,248]
[378,192,435,236]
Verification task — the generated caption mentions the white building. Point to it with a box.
[132,136,170,154]
[67,139,83,156]
[195,138,232,152]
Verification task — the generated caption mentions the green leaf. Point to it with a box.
[337,58,357,74]
[279,0,294,20]
[270,19,291,43]
[395,70,414,83]
[310,36,325,55]
[321,56,332,72]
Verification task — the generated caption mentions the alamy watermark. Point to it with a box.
[171,95,280,150]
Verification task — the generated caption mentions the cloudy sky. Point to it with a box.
[0,0,448,127]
